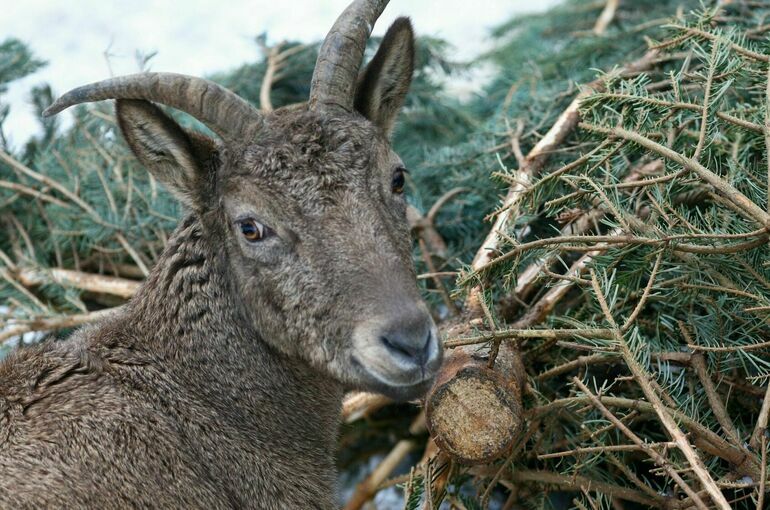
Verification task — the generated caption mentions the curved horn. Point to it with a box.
[43,72,262,141]
[309,0,389,112]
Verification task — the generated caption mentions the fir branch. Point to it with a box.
[0,150,102,222]
[588,270,731,509]
[467,231,768,279]
[578,122,770,226]
[0,179,72,209]
[537,441,679,460]
[620,248,663,332]
[667,24,770,63]
[466,49,663,314]
[572,377,707,509]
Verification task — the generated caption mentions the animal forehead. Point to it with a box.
[221,110,395,210]
[232,110,387,182]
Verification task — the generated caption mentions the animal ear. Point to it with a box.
[116,99,216,210]
[354,17,415,137]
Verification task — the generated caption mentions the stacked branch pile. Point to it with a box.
[2,1,770,508]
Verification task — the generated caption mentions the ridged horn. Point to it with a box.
[43,72,262,141]
[309,0,389,112]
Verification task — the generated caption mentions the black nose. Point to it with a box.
[381,330,433,365]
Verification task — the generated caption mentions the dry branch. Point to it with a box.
[343,413,426,510]
[257,41,306,113]
[593,0,620,35]
[14,267,140,299]
[341,392,391,423]
[0,308,119,343]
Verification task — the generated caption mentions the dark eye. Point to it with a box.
[391,167,407,194]
[238,218,271,242]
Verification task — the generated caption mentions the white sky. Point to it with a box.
[2,0,559,145]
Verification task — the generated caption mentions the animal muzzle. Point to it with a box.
[352,302,443,400]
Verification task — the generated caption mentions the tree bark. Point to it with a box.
[425,324,524,464]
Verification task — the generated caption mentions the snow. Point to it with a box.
[1,0,559,145]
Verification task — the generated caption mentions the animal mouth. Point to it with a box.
[351,341,443,401]
[355,356,435,387]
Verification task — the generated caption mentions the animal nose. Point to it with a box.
[377,311,439,370]
[352,304,443,396]
[381,330,433,365]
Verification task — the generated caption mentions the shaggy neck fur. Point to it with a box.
[117,214,344,505]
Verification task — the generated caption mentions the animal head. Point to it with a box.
[44,0,443,401]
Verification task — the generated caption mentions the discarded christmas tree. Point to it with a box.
[2,1,770,508]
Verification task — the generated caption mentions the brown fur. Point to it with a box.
[0,17,440,509]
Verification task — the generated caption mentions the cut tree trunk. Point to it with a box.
[425,324,524,464]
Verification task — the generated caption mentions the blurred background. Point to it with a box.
[1,0,558,144]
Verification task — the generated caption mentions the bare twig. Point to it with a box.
[758,433,767,510]
[750,381,770,450]
[593,0,619,35]
[258,41,283,112]
[514,250,600,331]
[15,267,140,299]
[535,352,620,381]
[115,233,149,276]
[0,308,119,343]
[444,327,614,348]
[256,41,306,112]
[426,187,470,224]
[341,392,391,423]
[343,413,425,510]
[417,237,458,316]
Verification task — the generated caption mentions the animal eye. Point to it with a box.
[391,167,407,194]
[238,218,271,242]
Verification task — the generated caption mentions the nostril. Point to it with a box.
[381,336,414,359]
[381,329,434,365]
